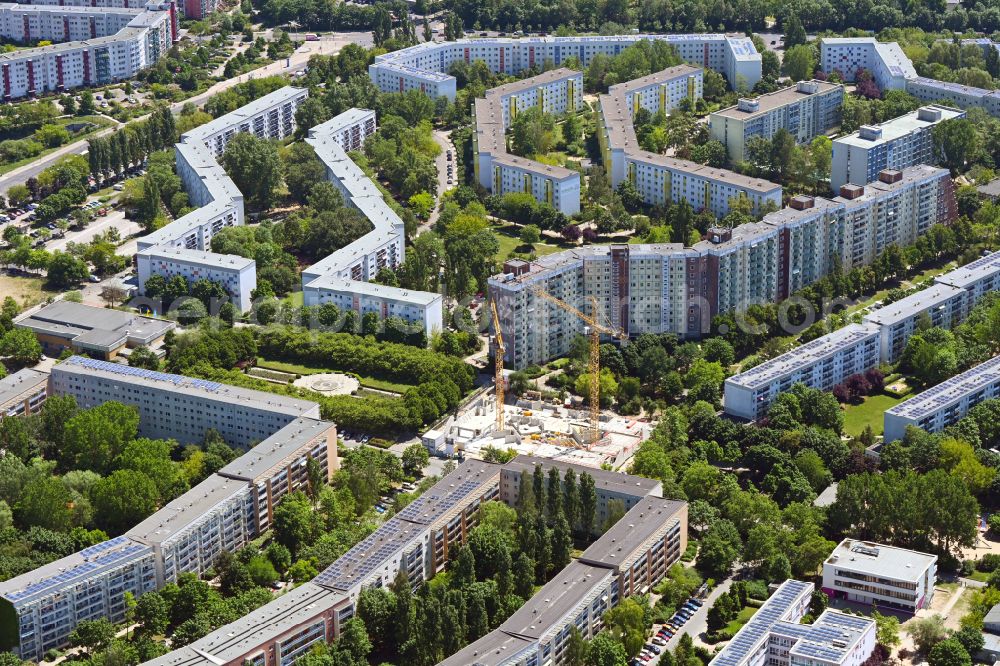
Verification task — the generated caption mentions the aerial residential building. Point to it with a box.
[822,539,937,612]
[709,580,876,666]
[15,300,174,360]
[472,69,583,215]
[831,105,965,189]
[49,355,321,447]
[0,537,158,662]
[299,111,444,339]
[883,354,1000,442]
[598,71,781,218]
[0,0,175,100]
[0,368,49,417]
[905,77,1000,117]
[934,249,1000,301]
[136,247,257,312]
[819,38,917,90]
[369,34,761,102]
[127,475,254,585]
[723,323,882,420]
[139,457,682,666]
[137,87,307,313]
[490,165,955,370]
[709,80,845,163]
[862,283,969,363]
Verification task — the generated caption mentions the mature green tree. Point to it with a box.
[273,491,316,557]
[221,132,283,210]
[908,615,949,654]
[401,443,430,477]
[952,626,985,657]
[603,597,647,657]
[783,44,815,81]
[90,470,158,534]
[282,142,326,204]
[579,472,597,536]
[16,475,73,531]
[62,402,140,473]
[70,618,116,655]
[928,638,972,666]
[587,632,628,666]
[933,119,979,174]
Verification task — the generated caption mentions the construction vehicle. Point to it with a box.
[490,299,505,431]
[528,287,625,444]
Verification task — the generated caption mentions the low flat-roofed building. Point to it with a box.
[884,354,1000,443]
[0,536,158,661]
[724,323,881,420]
[50,355,320,446]
[709,581,875,666]
[127,474,253,585]
[16,300,174,359]
[863,283,969,363]
[710,80,844,163]
[216,417,338,534]
[831,105,965,190]
[822,539,937,612]
[0,367,49,417]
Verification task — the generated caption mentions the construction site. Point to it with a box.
[422,394,651,470]
[420,289,650,471]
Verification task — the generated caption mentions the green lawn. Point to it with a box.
[493,228,563,262]
[724,607,758,634]
[0,116,115,175]
[255,357,415,394]
[968,570,991,583]
[842,393,909,437]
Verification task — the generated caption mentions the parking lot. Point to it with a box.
[635,595,706,665]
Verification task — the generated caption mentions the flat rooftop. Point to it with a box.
[0,536,152,606]
[505,454,661,498]
[501,560,613,640]
[862,283,966,327]
[934,250,1000,290]
[606,64,702,95]
[53,356,319,416]
[184,87,307,143]
[127,475,250,546]
[16,300,174,349]
[825,539,936,581]
[778,611,874,665]
[710,580,813,666]
[579,496,686,569]
[885,354,1000,421]
[726,323,880,390]
[0,367,49,407]
[834,104,964,148]
[713,79,842,119]
[484,67,581,98]
[138,245,255,271]
[141,582,342,666]
[436,630,536,666]
[216,417,335,482]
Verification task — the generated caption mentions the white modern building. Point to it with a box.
[141,459,684,666]
[862,283,969,363]
[491,165,956,370]
[819,38,917,90]
[709,80,845,164]
[598,67,781,218]
[369,34,761,102]
[710,580,876,666]
[831,105,965,189]
[0,0,175,100]
[0,361,338,663]
[137,86,308,314]
[0,368,49,417]
[299,110,444,339]
[884,354,1000,443]
[472,68,584,216]
[822,539,937,612]
[50,355,321,447]
[724,323,882,421]
[136,246,256,312]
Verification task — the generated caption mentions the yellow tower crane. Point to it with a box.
[529,287,625,444]
[490,299,505,432]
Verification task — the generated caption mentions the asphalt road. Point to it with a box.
[47,208,139,253]
[0,31,373,194]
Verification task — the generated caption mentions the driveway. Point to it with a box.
[423,128,455,232]
[660,578,734,654]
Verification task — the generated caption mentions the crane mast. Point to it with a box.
[490,300,505,431]
[528,287,624,444]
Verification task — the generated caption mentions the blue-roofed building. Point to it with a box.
[0,536,158,661]
[709,580,876,666]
